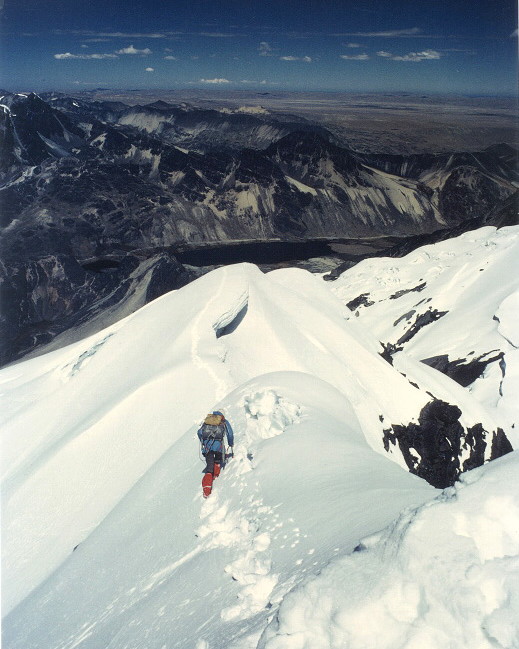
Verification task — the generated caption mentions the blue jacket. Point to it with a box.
[198,411,234,454]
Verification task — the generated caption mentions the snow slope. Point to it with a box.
[3,373,436,649]
[328,225,519,445]
[2,226,518,649]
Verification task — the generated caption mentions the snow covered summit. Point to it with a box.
[2,225,518,649]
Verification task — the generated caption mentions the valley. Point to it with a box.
[1,90,517,366]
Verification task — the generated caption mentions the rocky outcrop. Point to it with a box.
[421,351,505,387]
[383,399,513,488]
[0,93,85,168]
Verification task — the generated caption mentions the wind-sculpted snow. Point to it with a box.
[1,229,518,648]
[258,450,519,649]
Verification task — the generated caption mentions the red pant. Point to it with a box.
[202,452,222,497]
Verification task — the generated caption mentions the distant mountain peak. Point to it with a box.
[484,142,518,155]
[146,100,174,110]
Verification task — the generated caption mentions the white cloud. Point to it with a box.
[80,44,88,49]
[164,55,178,60]
[340,53,370,60]
[121,33,167,39]
[145,67,154,72]
[440,48,476,54]
[345,43,362,48]
[200,78,230,84]
[333,27,423,38]
[259,41,273,56]
[280,55,312,62]
[511,29,518,38]
[240,79,271,85]
[55,30,173,39]
[54,52,118,60]
[116,45,152,55]
[378,49,442,61]
[199,32,235,38]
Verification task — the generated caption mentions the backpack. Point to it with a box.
[200,414,225,441]
[204,413,225,426]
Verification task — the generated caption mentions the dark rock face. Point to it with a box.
[395,308,448,345]
[0,255,96,353]
[438,166,512,224]
[421,351,504,387]
[0,93,84,168]
[379,342,402,365]
[490,428,514,460]
[346,293,374,311]
[378,308,449,362]
[384,399,513,488]
[145,255,190,302]
[0,252,193,366]
[389,282,427,300]
[485,190,519,227]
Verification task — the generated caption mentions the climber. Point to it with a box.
[198,410,234,498]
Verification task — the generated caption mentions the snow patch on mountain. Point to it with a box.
[236,106,270,115]
[285,175,317,195]
[118,110,174,134]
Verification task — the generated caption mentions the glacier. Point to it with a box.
[1,225,518,649]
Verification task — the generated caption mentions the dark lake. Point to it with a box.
[174,237,396,267]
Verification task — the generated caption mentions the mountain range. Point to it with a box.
[1,92,517,365]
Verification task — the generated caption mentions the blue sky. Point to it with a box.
[1,0,517,94]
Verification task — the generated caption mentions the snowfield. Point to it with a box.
[2,225,518,649]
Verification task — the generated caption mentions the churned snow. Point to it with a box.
[1,225,518,649]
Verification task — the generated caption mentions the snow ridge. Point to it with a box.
[191,267,233,403]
